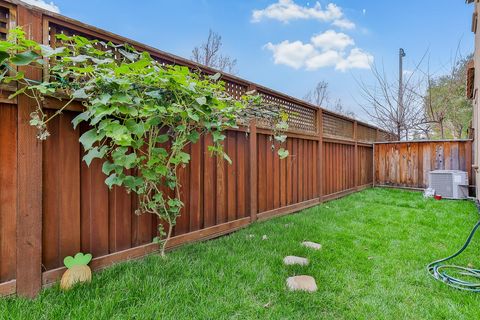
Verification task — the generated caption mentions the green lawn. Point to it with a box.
[2,188,480,319]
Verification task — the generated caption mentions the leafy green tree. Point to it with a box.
[424,55,473,139]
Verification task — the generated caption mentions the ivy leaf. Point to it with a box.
[187,109,200,122]
[39,44,65,57]
[278,148,289,159]
[11,51,41,66]
[102,161,121,175]
[73,88,89,99]
[0,41,14,52]
[156,134,169,144]
[209,73,221,81]
[118,48,138,62]
[83,146,107,166]
[79,129,103,150]
[171,151,190,165]
[187,131,200,143]
[0,51,9,64]
[211,130,225,143]
[125,119,145,138]
[105,173,122,189]
[274,135,287,143]
[65,55,89,62]
[111,92,131,104]
[98,93,111,105]
[123,153,138,169]
[195,96,207,105]
[102,161,119,175]
[145,90,162,99]
[123,175,143,190]
[72,111,90,129]
[178,152,190,164]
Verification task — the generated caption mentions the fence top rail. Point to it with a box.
[5,0,389,136]
[373,139,473,145]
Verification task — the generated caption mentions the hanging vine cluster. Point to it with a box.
[0,27,289,255]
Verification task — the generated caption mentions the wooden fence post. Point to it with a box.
[354,121,358,189]
[249,119,258,222]
[317,109,323,201]
[16,6,43,298]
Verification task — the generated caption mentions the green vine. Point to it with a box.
[0,27,289,256]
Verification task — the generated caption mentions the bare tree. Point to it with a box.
[304,80,329,107]
[356,57,427,140]
[304,80,356,118]
[191,30,237,74]
[332,99,356,118]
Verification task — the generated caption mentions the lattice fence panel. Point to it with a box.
[47,23,318,135]
[0,6,9,40]
[48,23,259,104]
[357,124,377,142]
[378,131,397,142]
[323,113,353,139]
[48,23,174,65]
[225,81,247,100]
[258,93,317,134]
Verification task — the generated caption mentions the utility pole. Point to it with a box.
[398,48,406,140]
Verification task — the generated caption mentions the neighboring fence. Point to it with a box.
[0,0,396,297]
[374,140,474,189]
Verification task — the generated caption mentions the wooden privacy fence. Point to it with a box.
[0,0,396,297]
[374,140,474,189]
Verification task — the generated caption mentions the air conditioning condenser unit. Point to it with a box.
[428,170,468,199]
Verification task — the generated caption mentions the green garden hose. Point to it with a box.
[427,217,480,292]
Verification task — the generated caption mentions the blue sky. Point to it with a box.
[31,0,474,121]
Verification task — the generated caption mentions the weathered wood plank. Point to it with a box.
[0,104,17,283]
[16,5,43,298]
[373,141,473,189]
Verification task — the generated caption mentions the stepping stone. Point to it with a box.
[302,241,322,250]
[283,256,309,266]
[286,275,317,292]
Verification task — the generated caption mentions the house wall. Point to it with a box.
[472,1,480,199]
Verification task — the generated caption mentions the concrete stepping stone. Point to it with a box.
[302,241,322,250]
[283,256,309,266]
[286,275,317,292]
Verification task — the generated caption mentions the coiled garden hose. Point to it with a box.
[427,218,480,292]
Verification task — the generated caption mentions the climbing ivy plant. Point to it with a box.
[0,27,288,255]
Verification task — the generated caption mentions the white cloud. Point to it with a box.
[311,30,354,51]
[335,48,373,71]
[20,0,60,13]
[264,40,316,69]
[252,0,355,29]
[305,50,341,70]
[264,30,373,71]
[332,18,355,30]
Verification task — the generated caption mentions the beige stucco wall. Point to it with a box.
[473,1,480,199]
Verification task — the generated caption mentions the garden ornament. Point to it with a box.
[60,253,93,290]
